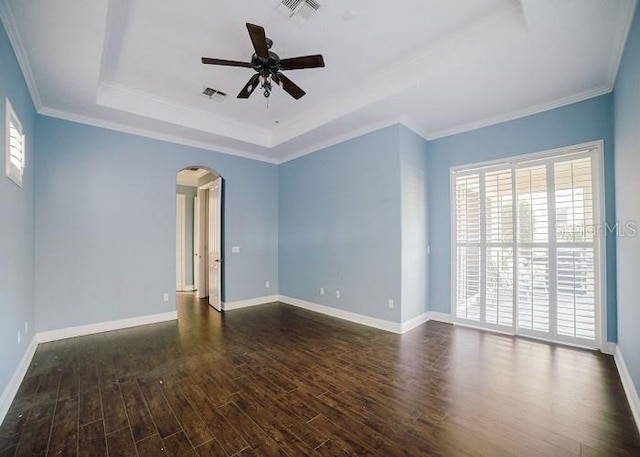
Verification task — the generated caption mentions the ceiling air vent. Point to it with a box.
[202,87,227,101]
[277,0,321,24]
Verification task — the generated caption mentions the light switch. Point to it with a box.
[232,246,241,253]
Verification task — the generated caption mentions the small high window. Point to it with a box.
[5,98,25,187]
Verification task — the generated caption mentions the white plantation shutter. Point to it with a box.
[454,168,515,329]
[455,174,481,321]
[516,166,550,333]
[554,158,596,341]
[452,146,602,348]
[484,170,514,327]
[5,99,25,187]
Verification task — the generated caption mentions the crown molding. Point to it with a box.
[0,0,43,110]
[38,83,613,167]
[605,0,638,89]
[427,85,613,141]
[276,117,401,164]
[38,106,279,164]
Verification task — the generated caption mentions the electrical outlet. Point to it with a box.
[25,321,28,334]
[232,246,241,253]
[265,280,270,288]
[17,331,21,345]
[320,287,325,296]
[163,293,169,302]
[388,299,394,309]
[336,290,340,299]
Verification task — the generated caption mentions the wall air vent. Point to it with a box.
[202,87,227,101]
[277,0,321,24]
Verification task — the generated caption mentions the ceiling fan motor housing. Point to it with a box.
[251,48,281,77]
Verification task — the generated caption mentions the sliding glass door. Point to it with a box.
[451,145,603,348]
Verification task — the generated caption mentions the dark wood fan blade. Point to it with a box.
[246,23,269,59]
[279,55,325,70]
[201,57,252,68]
[273,73,306,99]
[237,74,261,99]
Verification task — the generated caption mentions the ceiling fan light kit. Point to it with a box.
[202,22,325,100]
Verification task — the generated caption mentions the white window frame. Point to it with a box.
[450,141,607,350]
[5,98,25,187]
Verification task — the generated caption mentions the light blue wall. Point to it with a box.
[176,184,196,286]
[279,126,403,322]
[0,21,36,401]
[34,117,278,332]
[399,126,429,322]
[613,6,640,399]
[427,95,617,341]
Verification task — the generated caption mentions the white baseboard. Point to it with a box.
[279,295,405,333]
[0,337,38,426]
[426,311,453,324]
[222,295,279,311]
[278,295,453,334]
[401,312,430,333]
[613,344,640,433]
[182,285,195,292]
[399,311,453,333]
[36,311,178,343]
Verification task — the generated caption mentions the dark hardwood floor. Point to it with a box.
[0,293,638,456]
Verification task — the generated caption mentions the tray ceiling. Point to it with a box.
[0,0,635,163]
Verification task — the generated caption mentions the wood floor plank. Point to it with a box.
[137,378,181,439]
[78,420,107,457]
[0,445,17,457]
[314,439,350,457]
[136,434,168,457]
[14,417,51,457]
[99,368,129,435]
[105,427,137,457]
[181,390,247,455]
[120,379,156,442]
[235,447,260,457]
[159,380,213,448]
[193,439,226,457]
[162,431,196,457]
[1,295,639,457]
[78,386,102,426]
[47,397,78,457]
[57,365,79,401]
[231,394,317,457]
[217,401,289,456]
[0,399,30,451]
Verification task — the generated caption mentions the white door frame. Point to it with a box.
[196,187,208,299]
[175,194,186,292]
[193,195,200,294]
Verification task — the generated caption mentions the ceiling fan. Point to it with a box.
[201,23,325,100]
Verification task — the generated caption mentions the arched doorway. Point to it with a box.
[176,166,224,311]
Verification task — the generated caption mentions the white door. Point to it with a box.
[196,189,207,299]
[208,177,222,311]
[175,194,186,291]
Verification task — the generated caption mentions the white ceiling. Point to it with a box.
[0,0,636,163]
